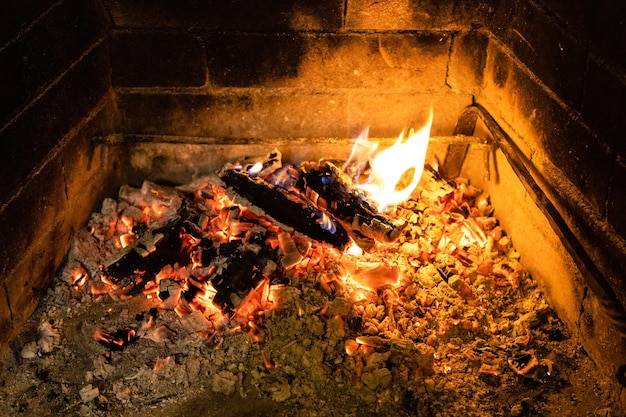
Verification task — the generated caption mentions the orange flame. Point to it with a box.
[356,110,433,211]
[119,233,135,249]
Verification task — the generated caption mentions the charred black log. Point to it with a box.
[218,164,351,250]
[210,250,266,314]
[205,234,283,315]
[295,160,407,251]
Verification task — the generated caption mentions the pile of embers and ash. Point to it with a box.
[0,149,620,417]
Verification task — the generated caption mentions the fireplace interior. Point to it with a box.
[1,0,625,415]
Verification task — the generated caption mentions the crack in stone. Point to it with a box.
[3,282,12,322]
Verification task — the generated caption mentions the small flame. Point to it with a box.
[119,233,135,248]
[316,210,336,233]
[356,109,433,211]
[345,242,363,256]
[248,161,264,176]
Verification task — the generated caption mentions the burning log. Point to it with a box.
[218,163,351,250]
[295,160,407,251]
[219,154,407,251]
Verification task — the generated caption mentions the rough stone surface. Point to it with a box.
[346,0,490,30]
[0,96,123,347]
[488,0,586,109]
[480,41,612,217]
[608,160,626,241]
[102,0,344,30]
[111,31,206,87]
[0,0,109,125]
[0,40,111,204]
[581,59,626,159]
[205,33,451,89]
[448,30,490,93]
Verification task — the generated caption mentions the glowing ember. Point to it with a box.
[119,233,135,248]
[341,259,401,292]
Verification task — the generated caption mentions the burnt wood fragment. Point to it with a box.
[100,193,197,295]
[210,249,266,314]
[206,235,283,314]
[94,327,138,351]
[218,164,351,250]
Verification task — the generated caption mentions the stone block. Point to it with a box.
[0,96,122,346]
[111,31,206,87]
[206,33,451,90]
[0,0,109,125]
[481,41,611,216]
[0,0,57,46]
[117,91,348,139]
[102,0,343,30]
[448,30,490,93]
[0,41,111,204]
[579,290,626,387]
[346,90,472,137]
[581,59,626,159]
[608,160,626,241]
[488,0,586,109]
[346,0,490,30]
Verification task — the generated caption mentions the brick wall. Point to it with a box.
[0,0,122,344]
[105,3,478,141]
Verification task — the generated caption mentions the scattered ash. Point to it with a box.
[0,169,621,417]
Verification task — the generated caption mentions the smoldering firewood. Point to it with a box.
[295,160,407,251]
[218,164,351,250]
[101,193,198,295]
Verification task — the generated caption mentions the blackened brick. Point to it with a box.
[0,41,111,204]
[581,58,626,159]
[608,160,626,240]
[111,31,206,87]
[0,95,121,346]
[482,42,612,215]
[584,1,626,72]
[489,0,586,109]
[346,0,490,30]
[206,33,450,89]
[102,0,343,30]
[540,105,612,215]
[0,0,56,46]
[448,30,490,92]
[118,93,255,137]
[0,0,109,126]
[117,91,348,139]
[0,156,66,278]
[206,33,306,88]
[0,94,120,272]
